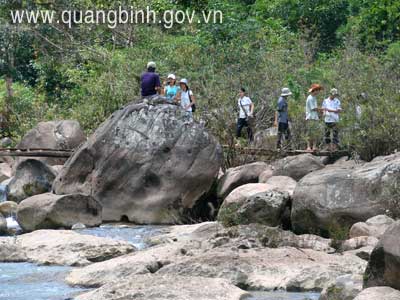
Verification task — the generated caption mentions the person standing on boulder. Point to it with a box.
[236,88,254,143]
[162,74,179,102]
[305,84,323,152]
[274,88,292,150]
[176,78,196,119]
[322,88,342,151]
[141,61,161,98]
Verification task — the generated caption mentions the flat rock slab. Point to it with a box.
[75,274,249,300]
[157,247,367,291]
[0,230,135,266]
[67,225,365,292]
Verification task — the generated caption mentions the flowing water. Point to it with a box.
[0,224,321,300]
[0,263,86,300]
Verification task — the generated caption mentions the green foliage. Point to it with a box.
[217,203,249,227]
[328,220,350,251]
[341,0,400,50]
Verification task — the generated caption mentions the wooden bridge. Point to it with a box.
[222,145,350,160]
[0,148,74,158]
[0,147,350,161]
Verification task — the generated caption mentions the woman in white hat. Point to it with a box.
[162,74,179,102]
[176,78,196,119]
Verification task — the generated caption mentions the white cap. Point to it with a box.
[179,78,188,85]
[167,74,176,80]
[147,61,156,69]
[330,88,339,96]
[281,87,292,97]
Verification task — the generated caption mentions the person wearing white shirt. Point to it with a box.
[236,87,254,142]
[322,88,342,150]
[176,78,195,120]
[305,84,323,152]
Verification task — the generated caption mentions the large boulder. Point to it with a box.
[291,153,400,236]
[75,275,249,300]
[217,184,290,227]
[16,120,86,166]
[17,193,102,232]
[350,215,395,239]
[354,287,400,300]
[272,154,325,181]
[8,159,56,203]
[217,162,271,199]
[53,98,222,224]
[364,221,400,290]
[0,230,135,266]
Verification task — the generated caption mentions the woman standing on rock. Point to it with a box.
[305,84,323,152]
[162,74,179,102]
[176,78,196,119]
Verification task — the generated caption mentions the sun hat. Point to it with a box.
[167,74,176,80]
[330,88,339,96]
[281,87,292,97]
[179,78,188,85]
[308,84,323,93]
[147,61,156,69]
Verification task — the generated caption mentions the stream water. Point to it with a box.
[0,224,321,300]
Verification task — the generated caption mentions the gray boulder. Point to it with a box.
[53,98,222,224]
[217,183,290,227]
[17,193,102,232]
[8,159,56,203]
[364,221,400,290]
[272,154,325,181]
[292,153,400,236]
[350,215,395,239]
[16,120,86,166]
[354,287,400,300]
[217,162,271,199]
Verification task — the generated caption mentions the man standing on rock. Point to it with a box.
[140,61,161,98]
[322,88,342,151]
[274,88,292,150]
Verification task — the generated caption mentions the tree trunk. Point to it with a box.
[5,76,14,99]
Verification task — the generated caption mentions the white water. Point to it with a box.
[6,216,21,232]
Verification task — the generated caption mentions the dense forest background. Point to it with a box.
[0,0,399,161]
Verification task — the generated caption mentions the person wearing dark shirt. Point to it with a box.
[141,61,161,97]
[274,87,292,149]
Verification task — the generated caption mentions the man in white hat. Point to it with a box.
[140,61,161,98]
[322,88,342,151]
[275,87,292,149]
